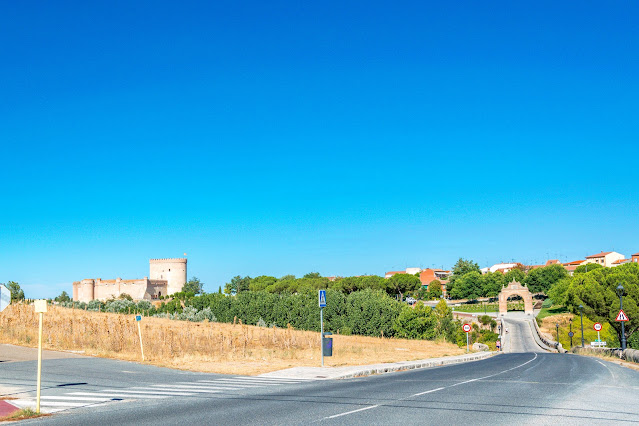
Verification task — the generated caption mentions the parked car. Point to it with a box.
[405,297,417,305]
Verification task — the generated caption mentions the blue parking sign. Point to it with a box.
[318,290,327,308]
[135,315,142,321]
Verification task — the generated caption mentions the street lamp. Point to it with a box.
[579,304,585,348]
[617,284,627,350]
[556,323,560,343]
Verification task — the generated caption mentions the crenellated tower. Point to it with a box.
[149,258,187,295]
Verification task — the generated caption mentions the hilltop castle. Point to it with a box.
[72,258,187,302]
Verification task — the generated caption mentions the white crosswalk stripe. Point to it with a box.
[10,376,315,413]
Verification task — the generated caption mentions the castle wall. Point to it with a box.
[149,258,187,295]
[73,278,168,302]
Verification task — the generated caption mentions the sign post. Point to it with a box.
[593,322,602,344]
[34,300,47,414]
[318,290,327,367]
[462,323,471,353]
[135,315,145,361]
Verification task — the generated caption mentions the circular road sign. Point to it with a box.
[568,331,574,337]
[462,323,471,333]
[593,322,603,331]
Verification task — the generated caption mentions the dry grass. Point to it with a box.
[0,408,50,422]
[0,304,464,375]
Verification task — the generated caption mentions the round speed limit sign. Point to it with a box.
[462,323,471,333]
[593,322,602,331]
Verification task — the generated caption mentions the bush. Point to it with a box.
[393,303,437,339]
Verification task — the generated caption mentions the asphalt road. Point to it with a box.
[2,351,637,425]
[501,317,545,353]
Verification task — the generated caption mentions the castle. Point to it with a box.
[72,258,187,302]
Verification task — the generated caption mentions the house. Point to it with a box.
[419,268,451,296]
[632,253,639,263]
[385,268,422,279]
[611,259,631,267]
[583,251,625,268]
[480,263,521,274]
[562,260,585,276]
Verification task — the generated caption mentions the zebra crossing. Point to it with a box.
[10,376,314,413]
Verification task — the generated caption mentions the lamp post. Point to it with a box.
[556,323,560,343]
[569,318,573,349]
[579,304,585,348]
[617,284,627,350]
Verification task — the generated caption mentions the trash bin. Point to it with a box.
[322,332,333,357]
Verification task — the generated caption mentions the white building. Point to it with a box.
[583,251,625,268]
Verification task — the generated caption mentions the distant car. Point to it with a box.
[405,297,417,305]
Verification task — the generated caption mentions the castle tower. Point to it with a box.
[149,258,187,295]
[80,279,95,302]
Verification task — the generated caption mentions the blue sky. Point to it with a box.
[1,1,638,298]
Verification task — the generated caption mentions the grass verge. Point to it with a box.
[0,408,50,422]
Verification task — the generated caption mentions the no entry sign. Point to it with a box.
[593,322,602,331]
[462,323,471,333]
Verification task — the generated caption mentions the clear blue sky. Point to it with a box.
[1,1,638,298]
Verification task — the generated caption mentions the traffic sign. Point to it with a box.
[135,315,142,321]
[568,331,574,337]
[318,290,327,308]
[593,322,602,331]
[615,309,629,322]
[462,323,471,333]
[0,285,10,313]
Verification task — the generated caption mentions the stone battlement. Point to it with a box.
[149,258,187,263]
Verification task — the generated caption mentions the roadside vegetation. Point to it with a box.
[0,408,48,422]
[0,303,464,375]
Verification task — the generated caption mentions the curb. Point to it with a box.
[259,351,498,380]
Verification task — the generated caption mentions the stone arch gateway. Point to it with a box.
[499,280,534,316]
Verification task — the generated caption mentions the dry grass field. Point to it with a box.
[0,303,464,375]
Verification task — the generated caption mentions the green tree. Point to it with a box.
[524,264,568,293]
[450,271,483,300]
[447,258,480,296]
[427,280,443,299]
[574,263,603,274]
[303,272,321,279]
[183,277,204,294]
[481,272,505,297]
[6,281,24,302]
[224,276,251,295]
[387,273,421,300]
[55,291,71,303]
[562,263,639,346]
[393,302,437,339]
[504,268,526,284]
[249,276,277,292]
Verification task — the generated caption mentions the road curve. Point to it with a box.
[16,351,639,425]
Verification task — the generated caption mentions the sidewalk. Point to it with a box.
[258,351,497,380]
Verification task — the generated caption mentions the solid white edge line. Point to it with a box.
[326,405,380,419]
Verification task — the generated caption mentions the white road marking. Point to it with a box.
[223,377,307,384]
[412,387,445,396]
[197,380,262,388]
[69,392,165,399]
[145,386,221,394]
[12,399,91,408]
[409,353,539,397]
[101,389,195,396]
[40,396,113,402]
[326,405,380,419]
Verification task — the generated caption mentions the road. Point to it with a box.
[3,337,639,425]
[501,316,545,353]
